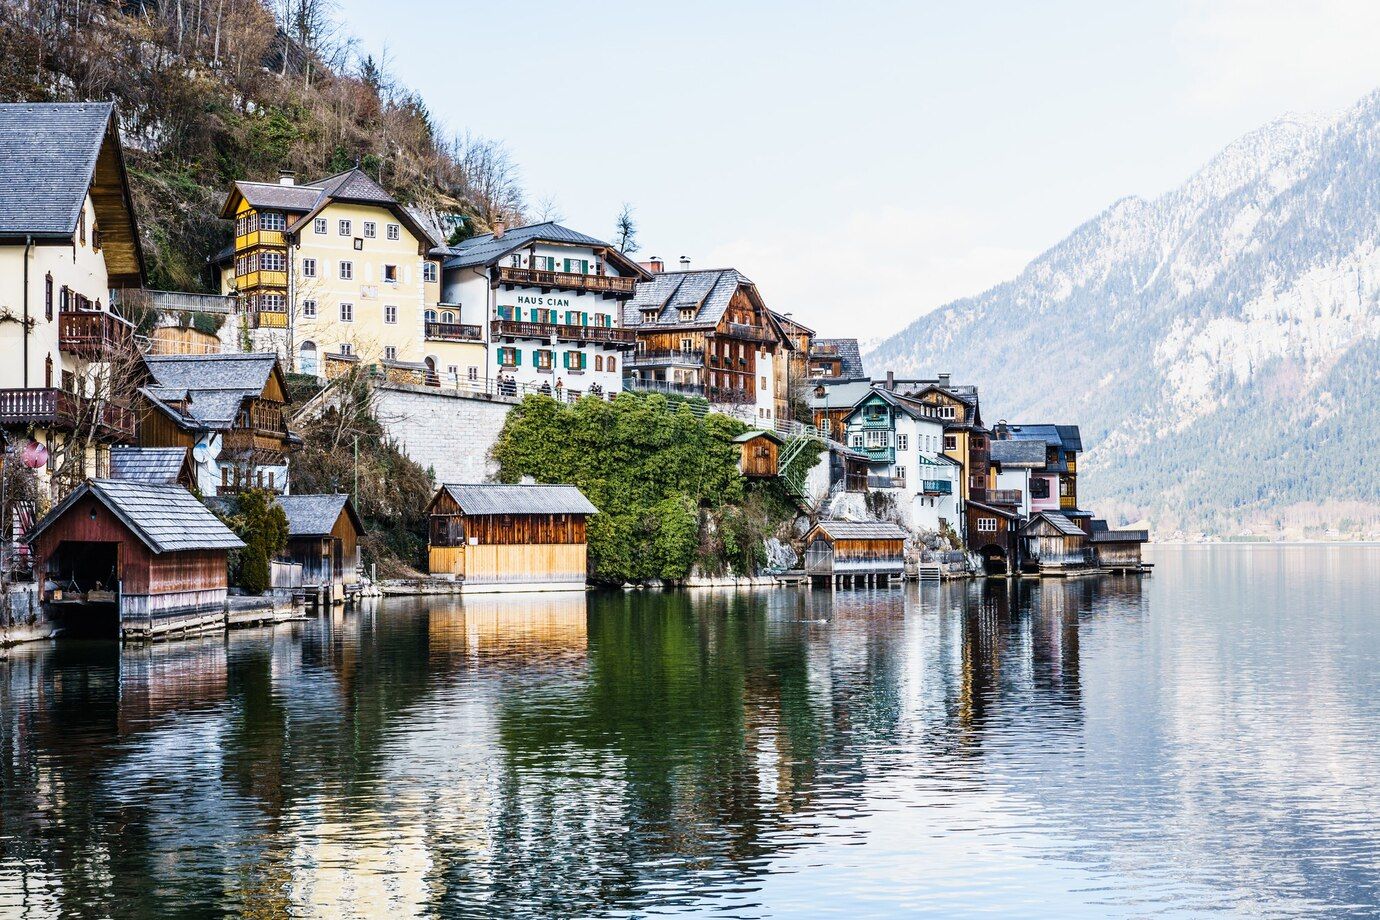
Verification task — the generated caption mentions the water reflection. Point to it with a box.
[2,551,1379,917]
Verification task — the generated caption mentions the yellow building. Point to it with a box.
[217,169,474,379]
[0,102,145,500]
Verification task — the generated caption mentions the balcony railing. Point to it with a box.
[724,322,777,343]
[0,388,134,440]
[989,488,1022,505]
[426,321,483,342]
[922,479,955,496]
[59,310,135,357]
[491,319,637,346]
[707,386,751,404]
[495,265,637,295]
[624,378,706,398]
[626,348,704,367]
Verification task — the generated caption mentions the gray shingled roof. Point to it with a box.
[0,102,110,239]
[812,520,907,541]
[143,353,280,429]
[1091,530,1148,543]
[808,379,875,410]
[623,268,754,328]
[990,439,1047,466]
[276,494,360,537]
[440,483,598,516]
[1028,512,1087,538]
[732,430,783,444]
[442,222,611,269]
[811,339,866,380]
[110,447,189,485]
[29,480,244,553]
[230,180,322,212]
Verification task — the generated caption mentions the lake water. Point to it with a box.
[2,545,1379,918]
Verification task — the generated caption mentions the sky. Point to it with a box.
[335,0,1380,341]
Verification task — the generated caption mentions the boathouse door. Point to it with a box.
[804,537,834,576]
[45,540,121,637]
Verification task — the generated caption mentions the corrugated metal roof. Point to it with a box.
[440,483,598,516]
[276,494,357,537]
[812,520,907,541]
[0,102,109,238]
[990,439,1047,466]
[1091,530,1148,543]
[109,447,189,485]
[1005,423,1083,453]
[29,480,244,553]
[441,222,612,269]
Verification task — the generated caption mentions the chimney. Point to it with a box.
[678,256,691,271]
[938,372,951,388]
[885,370,895,391]
[278,170,296,186]
[492,220,506,239]
[639,256,665,274]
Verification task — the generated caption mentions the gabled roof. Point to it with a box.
[990,439,1047,467]
[142,353,287,431]
[810,339,866,380]
[439,221,647,277]
[221,168,437,248]
[844,387,945,425]
[732,429,784,445]
[436,483,598,516]
[109,447,193,485]
[276,494,363,538]
[1022,511,1087,538]
[810,520,907,541]
[966,500,1021,520]
[0,102,145,286]
[623,268,770,330]
[28,480,244,553]
[808,379,875,410]
[1003,424,1083,452]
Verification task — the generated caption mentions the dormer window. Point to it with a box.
[678,307,695,321]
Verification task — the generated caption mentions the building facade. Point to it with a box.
[436,222,645,398]
[842,388,959,533]
[994,423,1083,515]
[807,338,867,381]
[0,102,145,499]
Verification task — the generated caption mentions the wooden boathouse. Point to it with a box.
[28,479,244,639]
[803,520,907,587]
[1089,522,1150,572]
[1019,511,1092,574]
[427,483,597,592]
[274,494,364,606]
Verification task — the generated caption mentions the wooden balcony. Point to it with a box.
[495,265,637,296]
[0,388,134,440]
[252,309,288,329]
[426,321,483,342]
[707,386,751,405]
[724,322,777,344]
[59,310,134,357]
[490,319,637,346]
[989,488,1023,505]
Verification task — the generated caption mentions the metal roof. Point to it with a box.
[808,379,875,410]
[439,222,643,276]
[1004,423,1083,453]
[276,494,361,537]
[109,447,190,485]
[439,483,598,516]
[810,339,867,380]
[1090,530,1148,543]
[28,480,244,554]
[811,520,908,541]
[990,439,1047,466]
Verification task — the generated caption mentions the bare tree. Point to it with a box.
[450,131,526,230]
[614,203,638,254]
[532,194,564,224]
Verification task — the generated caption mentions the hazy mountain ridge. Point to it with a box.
[866,92,1380,536]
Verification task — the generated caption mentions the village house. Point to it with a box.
[734,430,784,478]
[770,311,814,407]
[434,222,646,399]
[1088,520,1150,572]
[808,378,874,441]
[623,267,792,422]
[841,387,960,533]
[27,479,244,639]
[965,500,1023,575]
[802,520,907,588]
[215,168,441,380]
[274,493,364,605]
[426,483,598,592]
[137,353,299,496]
[808,338,867,381]
[989,438,1045,518]
[994,423,1083,518]
[1018,510,1093,574]
[890,374,991,507]
[0,102,144,499]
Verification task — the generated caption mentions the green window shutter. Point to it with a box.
[581,260,589,274]
[580,311,588,326]
[515,349,522,366]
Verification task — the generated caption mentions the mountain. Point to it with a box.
[865,91,1380,538]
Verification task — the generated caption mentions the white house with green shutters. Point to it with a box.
[435,222,649,398]
[843,387,961,533]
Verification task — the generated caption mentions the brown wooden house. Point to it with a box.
[427,483,598,592]
[965,500,1021,575]
[622,268,792,419]
[803,520,906,586]
[27,479,244,639]
[1019,511,1093,574]
[274,494,364,604]
[1089,521,1149,572]
[734,430,783,478]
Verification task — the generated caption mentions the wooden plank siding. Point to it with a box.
[739,435,779,478]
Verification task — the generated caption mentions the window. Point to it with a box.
[440,310,455,323]
[314,217,328,234]
[384,305,398,324]
[467,366,479,381]
[299,341,318,375]
[607,357,616,373]
[339,261,353,280]
[302,257,317,278]
[1030,478,1050,499]
[563,351,587,371]
[261,211,286,231]
[340,302,354,322]
[260,293,285,312]
[425,309,437,323]
[973,436,986,450]
[59,285,70,312]
[384,346,397,361]
[261,251,285,272]
[595,355,604,371]
[363,221,377,238]
[679,307,696,321]
[92,227,101,252]
[387,223,401,240]
[897,434,909,451]
[938,405,957,420]
[78,208,85,245]
[339,343,353,356]
[535,349,554,370]
[944,435,957,451]
[303,299,317,318]
[864,429,889,448]
[423,262,438,283]
[383,264,398,283]
[498,347,519,367]
[977,517,999,533]
[338,219,352,236]
[760,375,767,389]
[44,274,52,321]
[850,433,864,448]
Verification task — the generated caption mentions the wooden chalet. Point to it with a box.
[427,483,598,592]
[803,520,907,587]
[622,268,791,418]
[1089,521,1150,572]
[274,494,364,605]
[1019,511,1093,575]
[831,443,871,493]
[965,500,1022,575]
[27,479,244,639]
[734,430,783,478]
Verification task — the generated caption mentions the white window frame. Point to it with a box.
[384,304,398,324]
[340,302,354,322]
[897,433,909,451]
[302,299,317,318]
[339,261,353,280]
[384,345,397,361]
[339,342,353,356]
[313,217,328,234]
[423,262,438,283]
[338,219,352,236]
[302,257,317,278]
[387,223,401,240]
[977,517,998,533]
[363,221,377,239]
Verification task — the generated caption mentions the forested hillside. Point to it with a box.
[0,0,526,291]
[867,91,1380,538]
